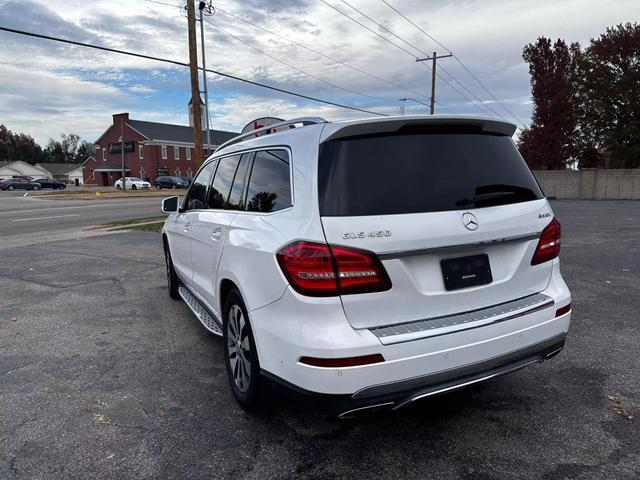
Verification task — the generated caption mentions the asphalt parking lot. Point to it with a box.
[1,200,638,479]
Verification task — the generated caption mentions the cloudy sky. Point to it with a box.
[0,0,637,144]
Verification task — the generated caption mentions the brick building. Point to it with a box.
[85,111,237,186]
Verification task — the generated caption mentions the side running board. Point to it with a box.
[178,286,223,336]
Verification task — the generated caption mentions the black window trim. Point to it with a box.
[206,153,241,210]
[180,158,218,212]
[181,146,294,214]
[213,145,294,216]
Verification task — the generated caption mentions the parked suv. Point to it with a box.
[155,176,189,189]
[161,116,572,417]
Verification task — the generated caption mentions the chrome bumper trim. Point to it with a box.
[378,232,540,260]
[369,293,554,345]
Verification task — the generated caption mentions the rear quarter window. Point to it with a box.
[245,149,292,213]
[318,131,543,216]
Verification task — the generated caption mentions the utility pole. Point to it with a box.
[187,0,204,167]
[198,1,213,156]
[120,118,126,191]
[415,52,452,114]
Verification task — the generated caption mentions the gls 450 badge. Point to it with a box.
[342,230,392,240]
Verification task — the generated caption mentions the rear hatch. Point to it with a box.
[318,119,554,330]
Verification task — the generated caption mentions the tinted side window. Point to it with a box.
[246,150,291,213]
[227,153,252,210]
[209,155,240,209]
[185,161,216,210]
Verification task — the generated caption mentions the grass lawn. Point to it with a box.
[104,216,166,233]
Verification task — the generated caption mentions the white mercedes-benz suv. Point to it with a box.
[161,116,571,417]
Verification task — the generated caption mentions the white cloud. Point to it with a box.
[0,0,638,141]
[128,85,157,94]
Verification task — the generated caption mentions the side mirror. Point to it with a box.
[162,196,180,213]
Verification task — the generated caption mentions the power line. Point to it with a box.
[332,0,502,117]
[337,0,426,57]
[380,0,450,53]
[212,5,428,100]
[317,0,418,58]
[149,0,455,115]
[0,25,387,117]
[380,0,527,127]
[319,0,495,117]
[332,0,511,119]
[144,0,183,8]
[204,19,401,105]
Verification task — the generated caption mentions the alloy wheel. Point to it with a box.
[227,304,251,393]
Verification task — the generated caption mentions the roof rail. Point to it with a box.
[216,117,328,151]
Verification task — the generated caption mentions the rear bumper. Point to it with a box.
[262,333,566,417]
[250,260,571,410]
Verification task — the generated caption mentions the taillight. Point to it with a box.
[276,241,391,297]
[531,217,561,265]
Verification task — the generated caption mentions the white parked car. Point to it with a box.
[115,177,151,190]
[161,116,571,417]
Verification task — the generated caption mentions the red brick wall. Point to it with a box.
[83,113,202,186]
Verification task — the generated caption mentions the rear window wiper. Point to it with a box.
[455,191,516,207]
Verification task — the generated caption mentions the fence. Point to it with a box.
[532,169,640,200]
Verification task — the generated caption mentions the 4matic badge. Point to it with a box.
[342,230,392,240]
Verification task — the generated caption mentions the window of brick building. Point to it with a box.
[162,145,167,160]
[186,147,191,161]
[174,146,179,160]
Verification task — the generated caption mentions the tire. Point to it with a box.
[132,184,137,190]
[223,289,262,410]
[7,185,14,191]
[116,184,122,190]
[32,185,40,191]
[164,244,180,300]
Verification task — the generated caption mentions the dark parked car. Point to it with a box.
[179,176,193,187]
[155,176,189,189]
[32,178,67,190]
[0,178,41,191]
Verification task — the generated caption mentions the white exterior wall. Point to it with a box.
[0,162,52,180]
[66,166,84,185]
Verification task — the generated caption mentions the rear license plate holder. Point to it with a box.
[441,254,493,291]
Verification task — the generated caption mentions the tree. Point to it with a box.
[518,38,580,170]
[0,124,45,164]
[75,141,94,163]
[575,23,640,168]
[44,138,65,163]
[43,135,93,163]
[60,133,80,163]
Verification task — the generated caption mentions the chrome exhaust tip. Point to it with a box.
[338,402,395,419]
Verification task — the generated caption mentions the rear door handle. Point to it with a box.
[183,221,192,233]
[211,227,222,241]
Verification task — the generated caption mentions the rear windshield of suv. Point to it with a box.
[318,130,543,216]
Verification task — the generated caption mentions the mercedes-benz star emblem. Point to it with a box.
[462,212,479,231]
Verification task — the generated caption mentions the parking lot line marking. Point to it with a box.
[11,214,80,222]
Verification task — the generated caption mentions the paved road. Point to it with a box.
[0,192,168,239]
[0,200,638,479]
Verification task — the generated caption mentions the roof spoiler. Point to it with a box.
[321,116,517,143]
